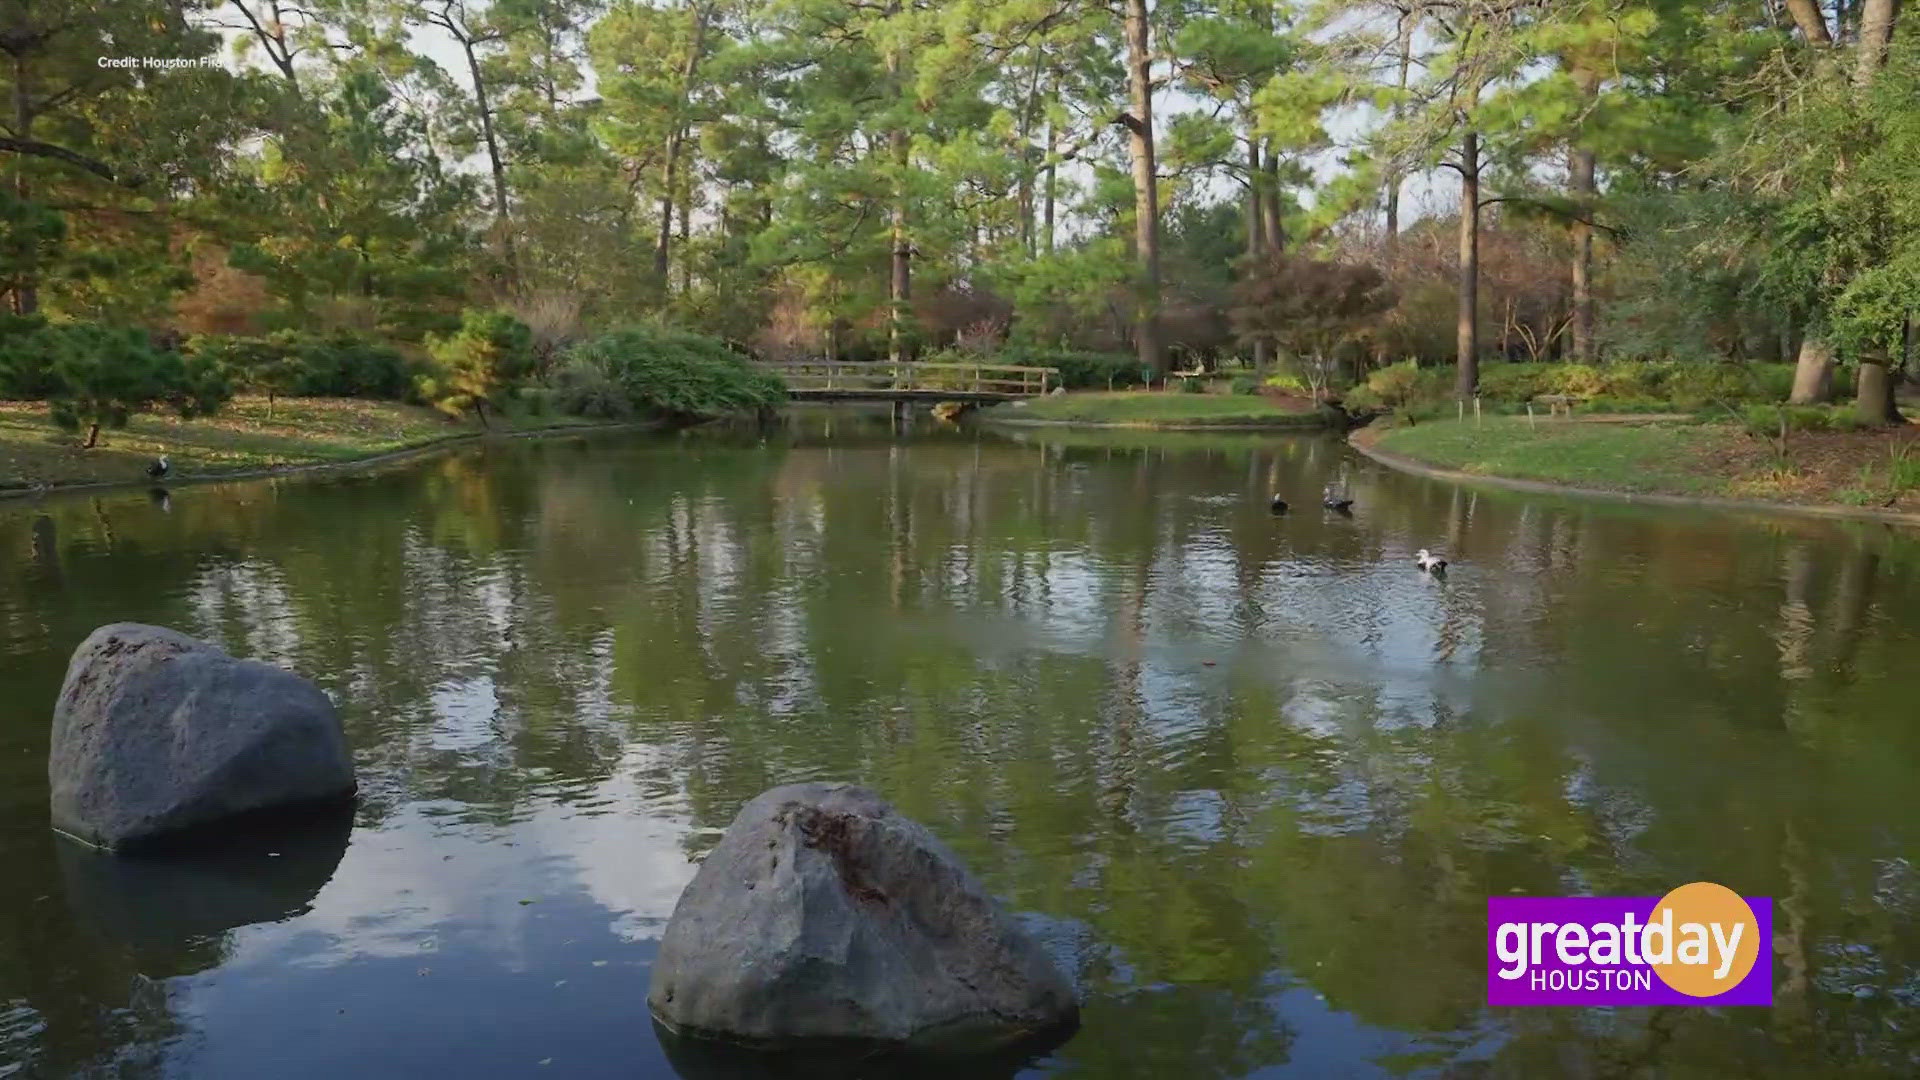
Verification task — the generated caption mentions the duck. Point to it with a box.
[1270,494,1289,514]
[145,454,170,480]
[1415,548,1449,574]
[1322,482,1353,512]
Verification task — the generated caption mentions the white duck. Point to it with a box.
[1415,548,1449,574]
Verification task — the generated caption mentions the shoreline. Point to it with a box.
[981,415,1331,432]
[1348,426,1920,530]
[0,418,661,504]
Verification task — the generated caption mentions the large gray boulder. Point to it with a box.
[49,623,356,852]
[649,782,1078,1051]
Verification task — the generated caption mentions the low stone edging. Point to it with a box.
[0,419,662,503]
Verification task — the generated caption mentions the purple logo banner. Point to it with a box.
[1487,882,1771,1006]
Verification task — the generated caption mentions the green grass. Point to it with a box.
[990,390,1328,427]
[0,396,607,490]
[1368,417,1725,495]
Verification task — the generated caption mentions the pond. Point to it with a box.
[3,409,1920,1078]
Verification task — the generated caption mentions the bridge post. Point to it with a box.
[891,399,911,426]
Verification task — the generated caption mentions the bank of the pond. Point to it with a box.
[983,389,1330,429]
[1354,417,1920,526]
[0,396,647,498]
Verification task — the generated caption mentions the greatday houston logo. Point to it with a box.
[1487,882,1772,1006]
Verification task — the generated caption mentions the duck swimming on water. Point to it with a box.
[146,454,170,479]
[1270,495,1289,514]
[1415,548,1448,574]
[1322,482,1353,511]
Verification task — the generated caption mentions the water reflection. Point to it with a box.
[1,410,1919,1077]
[56,809,351,978]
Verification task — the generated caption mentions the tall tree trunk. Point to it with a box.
[457,35,516,289]
[1383,6,1415,250]
[1121,0,1164,376]
[1568,67,1599,364]
[678,197,691,295]
[1855,0,1900,86]
[1016,48,1045,257]
[1784,0,1835,42]
[1245,136,1265,259]
[9,53,38,316]
[1246,135,1271,374]
[1788,337,1835,403]
[1855,352,1903,425]
[1261,146,1284,253]
[655,145,679,284]
[885,27,912,364]
[655,1,713,290]
[1043,118,1057,254]
[1456,130,1481,399]
[888,122,911,363]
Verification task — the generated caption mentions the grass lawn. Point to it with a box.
[990,390,1328,427]
[0,396,603,490]
[1365,416,1920,512]
[1368,417,1724,494]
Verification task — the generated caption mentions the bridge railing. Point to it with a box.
[754,361,1059,397]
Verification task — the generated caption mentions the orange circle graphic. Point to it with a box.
[1647,881,1760,997]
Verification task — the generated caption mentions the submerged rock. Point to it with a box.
[649,782,1078,1052]
[48,623,356,852]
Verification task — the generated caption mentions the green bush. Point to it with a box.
[420,310,537,426]
[1742,403,1866,435]
[1598,361,1670,399]
[189,334,305,416]
[1750,363,1797,402]
[1545,363,1609,399]
[553,326,784,422]
[1461,361,1797,409]
[1344,359,1449,413]
[997,347,1142,390]
[281,331,412,399]
[1177,376,1206,394]
[549,353,632,420]
[1661,364,1749,408]
[0,317,60,399]
[1475,362,1551,402]
[1228,374,1262,396]
[1262,370,1310,396]
[185,330,412,401]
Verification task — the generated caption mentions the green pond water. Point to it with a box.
[3,409,1920,1078]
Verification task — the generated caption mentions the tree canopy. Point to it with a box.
[0,0,1915,418]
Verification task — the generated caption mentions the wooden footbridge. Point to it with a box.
[753,361,1060,404]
